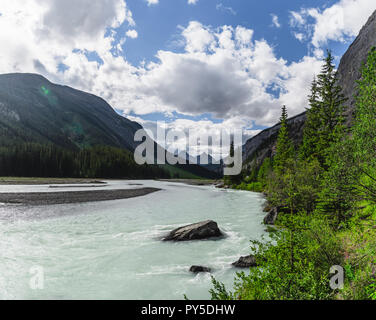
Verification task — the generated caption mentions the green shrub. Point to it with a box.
[211,215,344,300]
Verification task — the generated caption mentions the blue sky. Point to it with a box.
[123,0,342,66]
[0,0,375,148]
[107,0,364,131]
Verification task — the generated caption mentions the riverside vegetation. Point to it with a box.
[214,48,376,300]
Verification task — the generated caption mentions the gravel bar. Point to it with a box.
[0,188,161,205]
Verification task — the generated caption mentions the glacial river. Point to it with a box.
[0,180,266,300]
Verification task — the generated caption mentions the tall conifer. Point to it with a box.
[300,50,346,166]
[274,105,293,173]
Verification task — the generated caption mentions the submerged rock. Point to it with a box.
[189,266,211,273]
[263,207,279,225]
[163,220,223,241]
[232,255,258,268]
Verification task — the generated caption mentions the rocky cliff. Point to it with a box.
[242,9,376,169]
[338,9,376,122]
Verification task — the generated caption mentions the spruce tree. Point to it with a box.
[317,48,376,222]
[300,51,346,166]
[300,77,321,160]
[274,105,293,173]
[350,47,376,203]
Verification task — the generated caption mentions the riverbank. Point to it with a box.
[0,188,161,205]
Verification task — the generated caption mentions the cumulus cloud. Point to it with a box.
[126,29,138,39]
[129,115,260,159]
[188,0,199,4]
[181,21,215,53]
[0,2,323,132]
[0,0,133,70]
[126,21,322,126]
[290,0,376,47]
[4,0,367,141]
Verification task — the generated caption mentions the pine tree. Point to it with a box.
[274,105,294,173]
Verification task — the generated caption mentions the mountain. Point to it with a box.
[176,151,223,174]
[242,9,376,171]
[0,73,219,179]
[0,73,142,151]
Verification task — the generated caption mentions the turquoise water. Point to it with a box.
[0,180,266,300]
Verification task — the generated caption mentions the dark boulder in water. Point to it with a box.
[232,255,258,268]
[189,266,211,273]
[163,220,223,241]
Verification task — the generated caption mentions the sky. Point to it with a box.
[0,0,375,154]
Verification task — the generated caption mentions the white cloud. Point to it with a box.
[293,32,305,42]
[128,115,260,158]
[235,26,254,45]
[289,11,306,27]
[271,14,281,28]
[181,21,215,53]
[0,0,349,137]
[126,22,322,127]
[146,0,198,6]
[278,56,322,116]
[0,0,132,77]
[126,29,138,39]
[216,3,236,16]
[146,0,159,5]
[290,0,376,47]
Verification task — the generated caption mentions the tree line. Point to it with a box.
[0,143,170,179]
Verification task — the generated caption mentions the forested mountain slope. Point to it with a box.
[0,73,142,151]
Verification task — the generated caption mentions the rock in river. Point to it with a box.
[163,220,223,241]
[189,266,211,273]
[263,207,279,225]
[232,255,258,268]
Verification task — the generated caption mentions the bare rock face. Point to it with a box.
[163,220,223,241]
[232,255,258,268]
[337,9,376,124]
[189,266,211,273]
[242,112,306,163]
